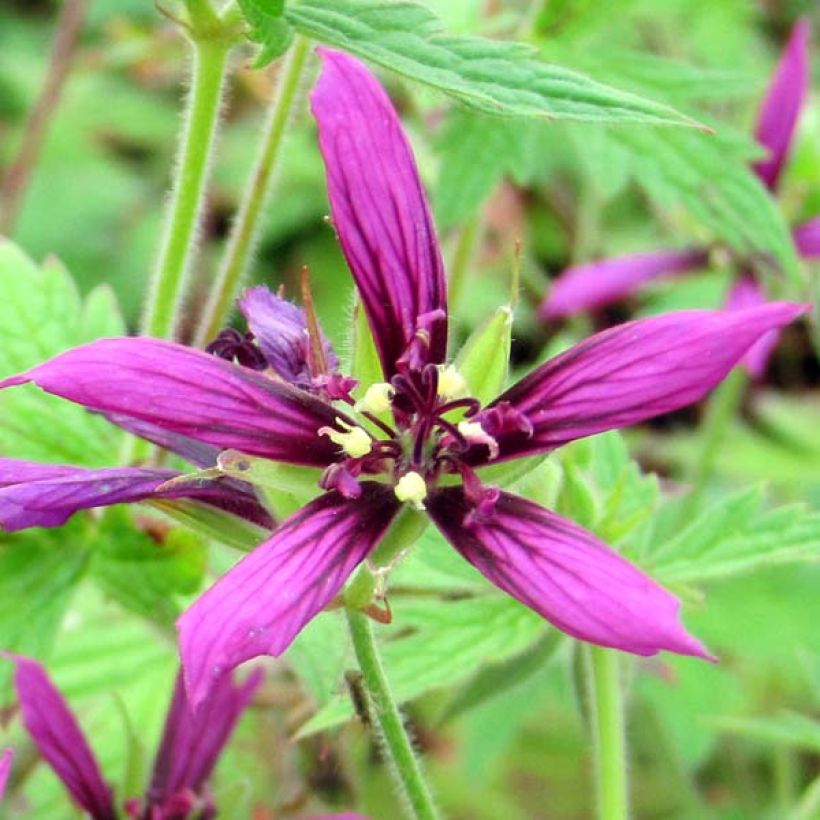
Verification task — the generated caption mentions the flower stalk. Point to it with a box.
[141,4,236,340]
[589,646,628,820]
[345,607,440,820]
[195,35,311,348]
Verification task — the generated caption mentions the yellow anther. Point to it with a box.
[318,419,372,458]
[437,365,467,400]
[394,471,427,510]
[355,382,395,415]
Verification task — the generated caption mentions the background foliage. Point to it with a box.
[0,0,819,817]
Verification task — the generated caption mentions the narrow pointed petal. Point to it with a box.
[540,248,708,320]
[0,459,273,532]
[238,286,338,384]
[178,483,400,707]
[471,304,807,464]
[427,488,711,659]
[311,49,447,377]
[105,413,220,468]
[752,18,810,190]
[0,748,12,802]
[146,668,263,810]
[4,655,116,820]
[0,338,348,467]
[793,216,820,259]
[725,276,779,379]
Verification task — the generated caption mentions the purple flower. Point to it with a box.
[0,50,807,709]
[2,653,260,819]
[539,17,814,376]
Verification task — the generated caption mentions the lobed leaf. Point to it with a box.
[286,0,703,126]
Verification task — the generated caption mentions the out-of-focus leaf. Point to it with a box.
[651,486,820,585]
[607,126,800,285]
[286,0,704,126]
[435,112,538,228]
[438,630,563,725]
[0,241,123,465]
[89,509,207,625]
[0,523,89,700]
[238,0,293,67]
[716,712,820,752]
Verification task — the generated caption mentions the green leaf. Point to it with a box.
[286,0,704,126]
[606,126,800,286]
[238,0,294,67]
[0,240,124,465]
[89,509,207,625]
[438,630,563,725]
[651,486,820,585]
[435,111,537,228]
[296,596,546,737]
[0,522,89,700]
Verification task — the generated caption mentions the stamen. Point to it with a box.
[437,365,467,400]
[355,382,395,415]
[457,420,500,459]
[318,418,372,458]
[394,471,427,510]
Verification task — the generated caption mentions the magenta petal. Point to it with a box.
[4,655,116,820]
[540,248,709,320]
[311,49,447,377]
[476,303,807,463]
[238,286,339,384]
[724,276,779,379]
[178,483,400,707]
[752,18,810,190]
[427,488,712,659]
[0,459,273,532]
[0,748,12,802]
[0,337,347,467]
[793,216,820,259]
[146,668,262,810]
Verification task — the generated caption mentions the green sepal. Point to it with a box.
[148,499,268,553]
[217,449,323,498]
[349,297,384,390]
[474,453,550,491]
[370,506,429,568]
[454,304,513,408]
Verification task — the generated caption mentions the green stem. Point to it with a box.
[194,35,311,347]
[141,35,232,339]
[345,608,440,820]
[589,647,628,820]
[678,367,747,523]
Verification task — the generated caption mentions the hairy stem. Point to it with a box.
[345,607,440,820]
[589,646,628,820]
[0,0,88,233]
[141,35,232,339]
[195,35,311,347]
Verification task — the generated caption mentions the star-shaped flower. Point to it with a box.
[0,50,807,708]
